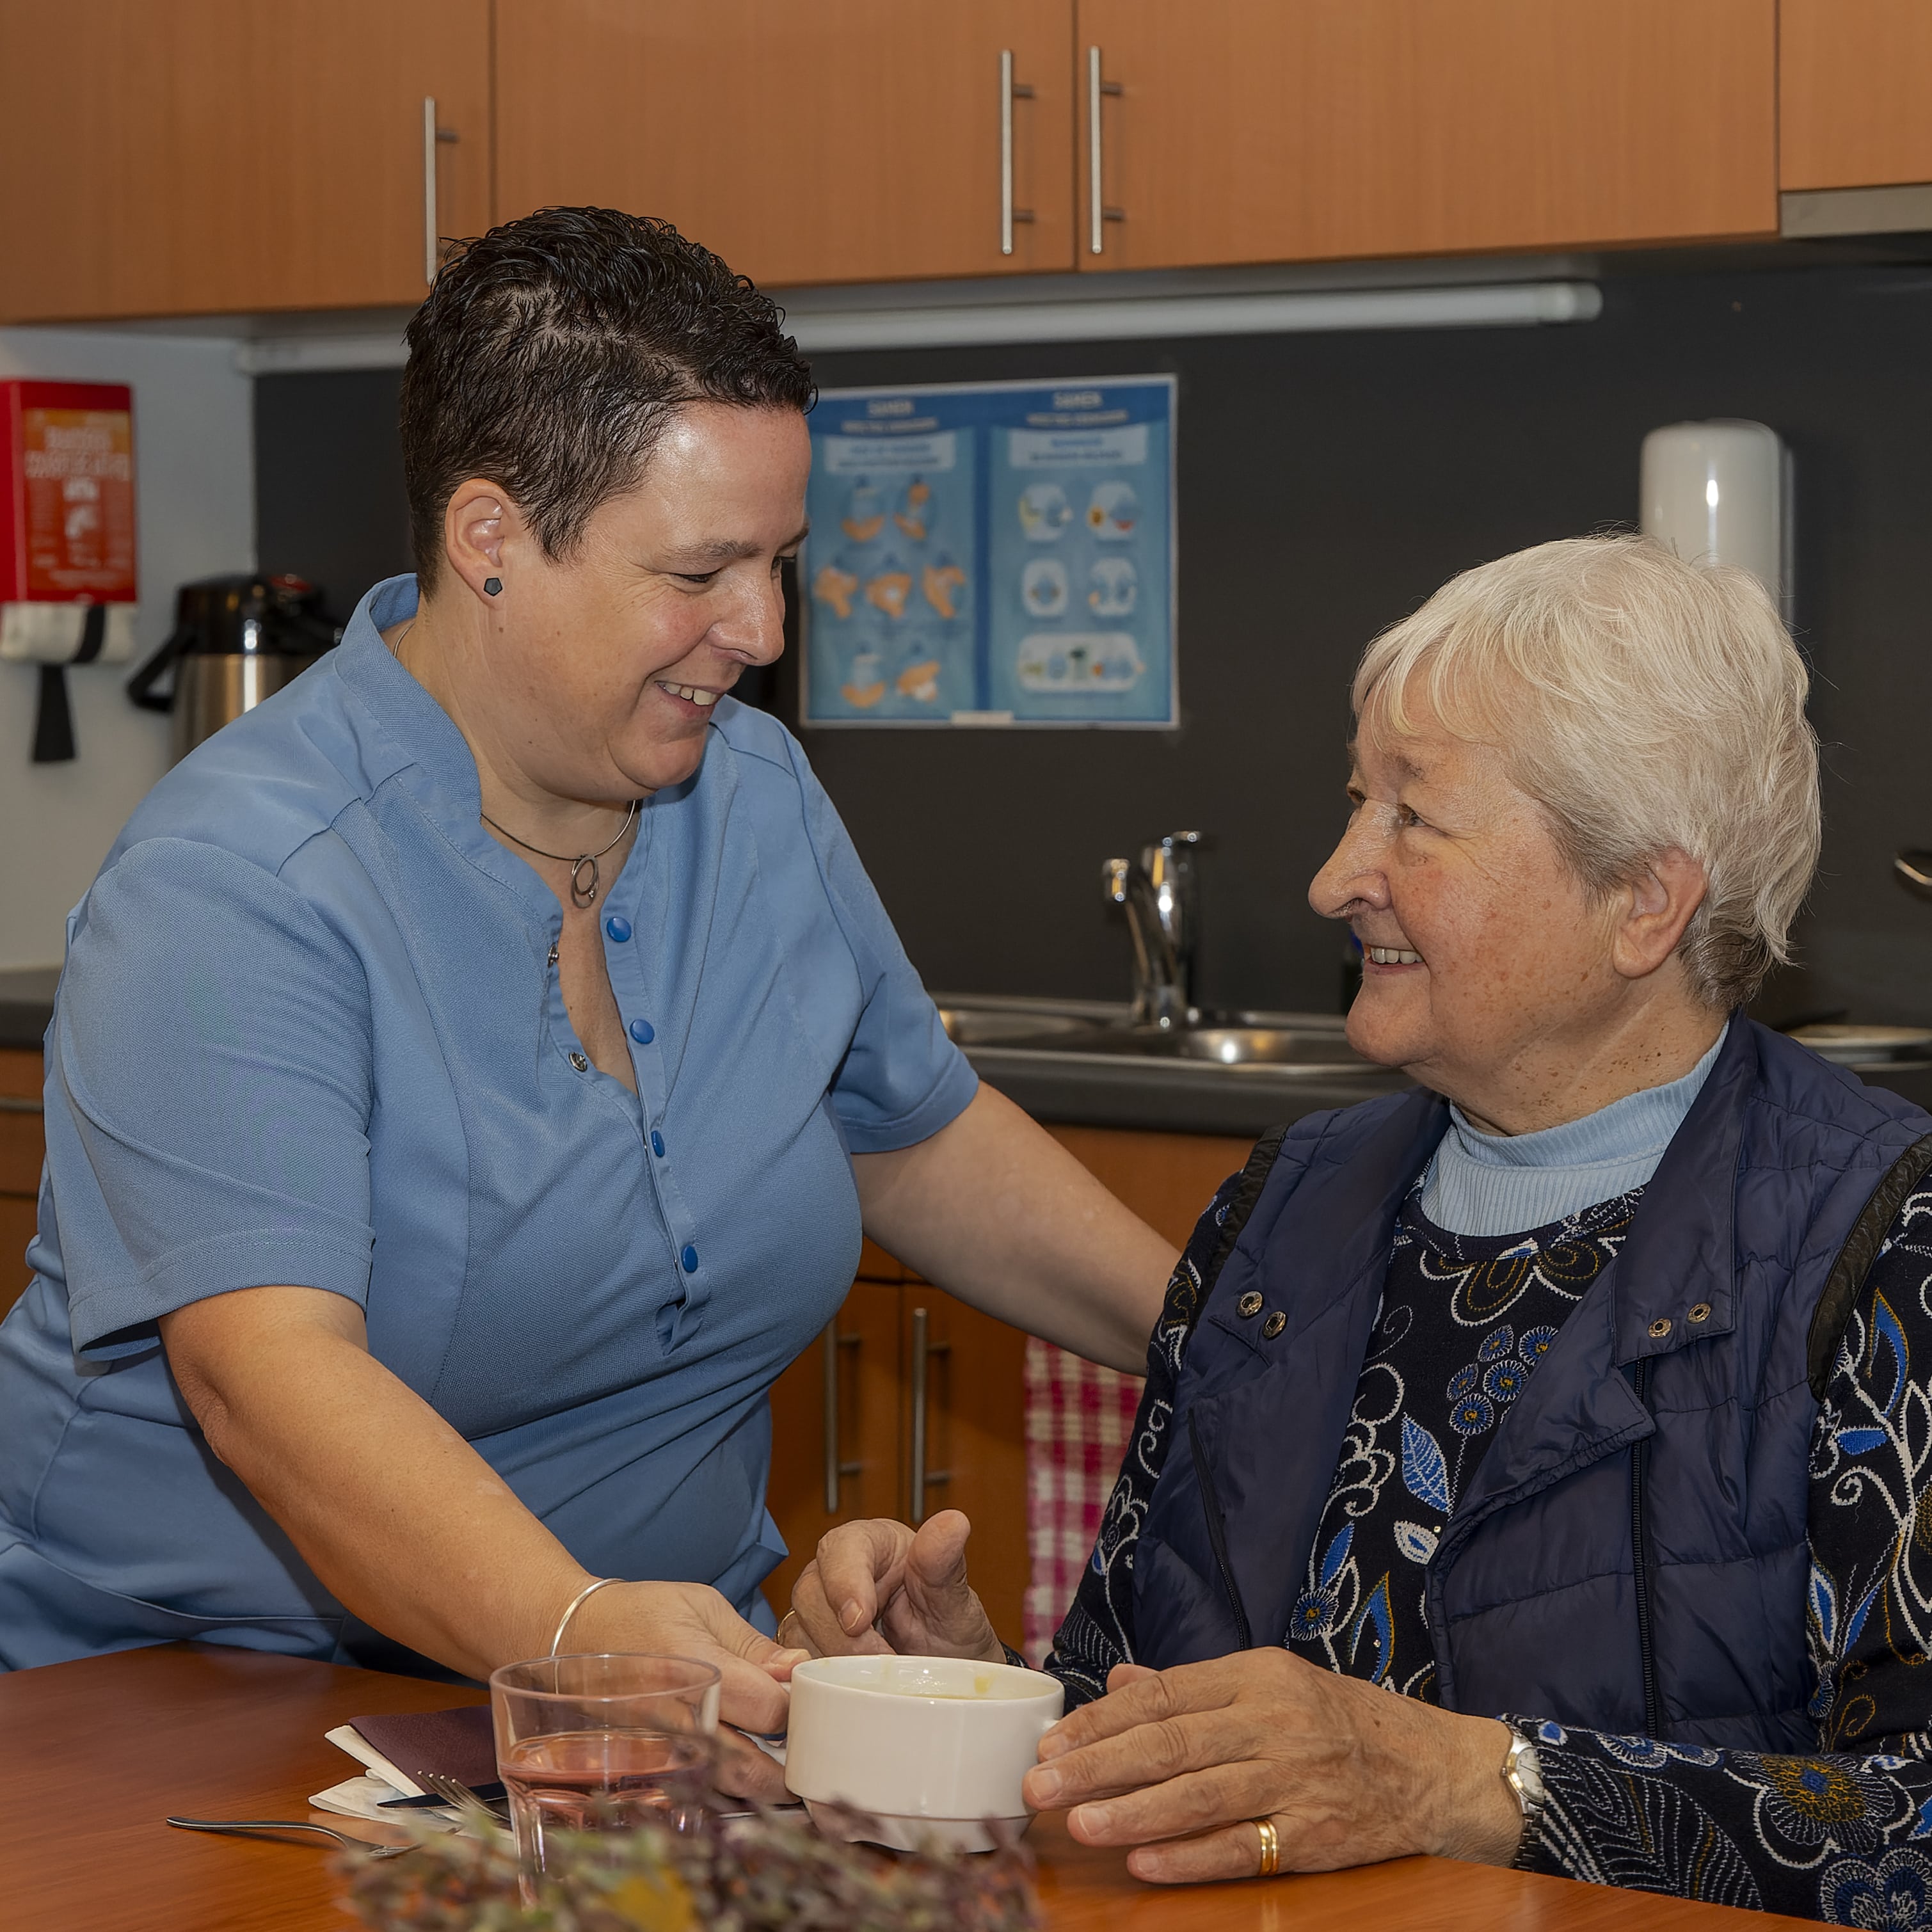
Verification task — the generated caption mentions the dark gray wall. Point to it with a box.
[255,262,1932,1028]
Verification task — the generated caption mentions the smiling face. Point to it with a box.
[427,401,811,808]
[1308,700,1649,1129]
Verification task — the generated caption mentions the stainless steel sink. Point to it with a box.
[933,996,1386,1075]
[932,994,1398,1135]
[934,1004,1108,1048]
[1062,1025,1373,1071]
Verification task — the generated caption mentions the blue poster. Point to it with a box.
[802,377,1176,728]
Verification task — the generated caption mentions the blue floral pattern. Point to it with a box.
[1515,1179,1932,1918]
[1044,1160,1932,1922]
[1282,1188,1638,1698]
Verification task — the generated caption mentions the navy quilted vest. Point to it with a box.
[1133,1019,1932,1750]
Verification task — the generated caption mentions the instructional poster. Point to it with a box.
[801,377,1176,728]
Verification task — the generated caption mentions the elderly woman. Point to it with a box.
[792,534,1932,1918]
[0,207,1176,1769]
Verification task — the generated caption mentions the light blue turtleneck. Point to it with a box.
[1417,1025,1728,1238]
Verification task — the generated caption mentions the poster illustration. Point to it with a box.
[802,377,1175,728]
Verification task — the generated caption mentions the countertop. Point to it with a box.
[9,961,1931,1138]
[971,1050,1932,1139]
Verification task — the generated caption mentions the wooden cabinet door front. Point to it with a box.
[1074,0,1776,272]
[762,1280,902,1622]
[495,1,1076,287]
[1781,1,1932,191]
[0,0,490,323]
[903,1288,1029,1642]
[0,1051,41,1324]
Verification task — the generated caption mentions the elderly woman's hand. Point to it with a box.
[1021,1653,1523,1883]
[786,1512,1007,1665]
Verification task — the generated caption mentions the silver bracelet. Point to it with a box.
[548,1576,620,1657]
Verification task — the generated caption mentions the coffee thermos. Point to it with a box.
[126,573,342,762]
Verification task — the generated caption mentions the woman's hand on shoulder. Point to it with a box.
[571,1581,810,1802]
[1021,1650,1523,1883]
[787,1512,1006,1666]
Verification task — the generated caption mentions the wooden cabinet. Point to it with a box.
[494,1,1076,287]
[1780,1,1932,191]
[762,1250,1030,1640]
[1073,0,1776,272]
[0,1051,42,1321]
[760,1125,1254,1645]
[0,0,490,324]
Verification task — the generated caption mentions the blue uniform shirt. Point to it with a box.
[0,575,975,1672]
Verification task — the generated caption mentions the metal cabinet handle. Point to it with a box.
[1086,47,1126,255]
[820,1321,863,1513]
[908,1306,952,1524]
[421,97,458,285]
[1000,49,1037,256]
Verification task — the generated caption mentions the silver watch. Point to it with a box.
[1502,1731,1547,1821]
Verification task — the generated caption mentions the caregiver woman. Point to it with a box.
[0,208,1175,1749]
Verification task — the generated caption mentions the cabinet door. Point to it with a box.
[0,1051,40,1323]
[1045,1125,1252,1249]
[1074,0,1775,271]
[903,1289,1029,1642]
[496,1,1076,287]
[762,1280,901,1622]
[1781,1,1932,190]
[0,1,490,323]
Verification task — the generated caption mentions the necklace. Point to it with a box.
[481,799,639,908]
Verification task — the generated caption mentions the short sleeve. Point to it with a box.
[786,738,977,1155]
[49,836,376,1356]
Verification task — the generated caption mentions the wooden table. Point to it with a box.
[3,1644,1812,1932]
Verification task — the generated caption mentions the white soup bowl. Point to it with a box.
[783,1652,1064,1852]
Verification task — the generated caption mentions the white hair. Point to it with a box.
[1352,534,1819,1011]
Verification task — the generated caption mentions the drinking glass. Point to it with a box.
[490,1652,723,1890]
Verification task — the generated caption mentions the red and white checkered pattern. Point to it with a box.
[1023,1336,1145,1665]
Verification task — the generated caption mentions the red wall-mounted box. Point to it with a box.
[0,380,138,607]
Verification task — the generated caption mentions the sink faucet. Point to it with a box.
[1103,830,1202,1028]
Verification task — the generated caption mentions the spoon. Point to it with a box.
[164,1816,415,1859]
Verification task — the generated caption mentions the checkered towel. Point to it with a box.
[1023,1337,1145,1665]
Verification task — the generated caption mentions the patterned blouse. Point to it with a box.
[1044,1162,1932,1922]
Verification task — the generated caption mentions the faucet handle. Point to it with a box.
[1102,856,1132,904]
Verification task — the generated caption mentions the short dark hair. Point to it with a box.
[399,207,815,591]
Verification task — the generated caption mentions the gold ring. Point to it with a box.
[777,1609,802,1650]
[1253,1816,1280,1878]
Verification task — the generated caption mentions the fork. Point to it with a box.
[417,1770,511,1829]
[164,1816,415,1859]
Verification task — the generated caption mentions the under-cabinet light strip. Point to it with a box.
[233,279,1601,375]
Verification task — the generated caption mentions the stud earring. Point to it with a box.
[483,576,502,596]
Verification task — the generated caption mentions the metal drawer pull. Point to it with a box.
[909,1307,952,1524]
[1086,47,1126,255]
[422,97,458,285]
[820,1322,863,1513]
[1000,49,1037,256]
[0,1095,42,1114]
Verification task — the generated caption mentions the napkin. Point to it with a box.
[310,1704,495,1830]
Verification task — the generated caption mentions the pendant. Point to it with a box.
[570,857,600,909]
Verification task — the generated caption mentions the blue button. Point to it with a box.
[605,914,632,943]
[629,1019,655,1045]
[681,1244,699,1273]
[651,1130,665,1157]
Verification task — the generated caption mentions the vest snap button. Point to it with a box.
[1261,1311,1287,1340]
[1688,1302,1712,1323]
[1237,1290,1264,1318]
[1649,1316,1672,1339]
